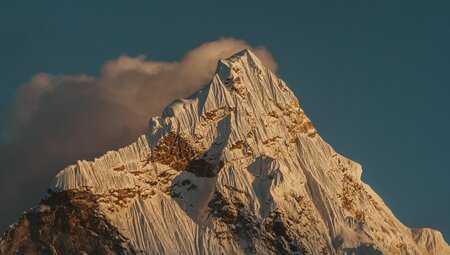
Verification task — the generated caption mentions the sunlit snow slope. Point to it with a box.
[1,50,449,255]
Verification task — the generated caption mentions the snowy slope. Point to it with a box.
[1,50,449,255]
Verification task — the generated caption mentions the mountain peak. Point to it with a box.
[155,47,311,147]
[1,50,449,255]
[215,48,265,88]
[225,48,262,64]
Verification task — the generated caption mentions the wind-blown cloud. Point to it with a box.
[0,38,277,232]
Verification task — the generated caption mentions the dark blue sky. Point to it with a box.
[1,1,449,239]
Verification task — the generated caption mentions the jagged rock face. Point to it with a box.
[1,50,449,255]
[0,190,135,255]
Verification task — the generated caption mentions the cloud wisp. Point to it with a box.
[0,38,277,232]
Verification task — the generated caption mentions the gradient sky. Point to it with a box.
[1,1,449,240]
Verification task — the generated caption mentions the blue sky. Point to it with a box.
[0,1,449,239]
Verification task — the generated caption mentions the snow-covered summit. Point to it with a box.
[1,50,449,255]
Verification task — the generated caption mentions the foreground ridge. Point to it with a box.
[1,49,449,255]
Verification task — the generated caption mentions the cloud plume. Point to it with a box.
[0,38,277,232]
